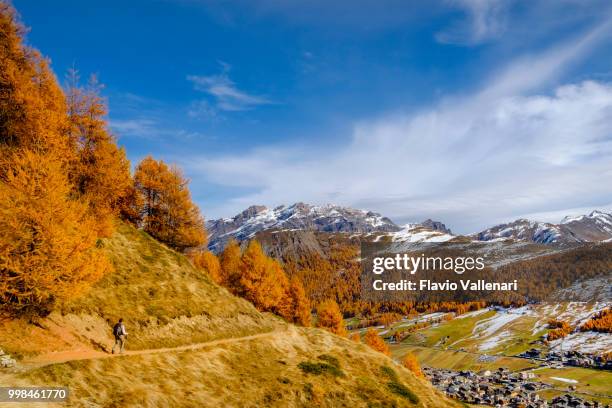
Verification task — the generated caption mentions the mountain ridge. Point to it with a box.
[208,204,612,250]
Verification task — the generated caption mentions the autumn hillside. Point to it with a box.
[0,222,274,357]
[0,222,459,407]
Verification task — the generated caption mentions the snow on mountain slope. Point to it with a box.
[206,203,399,252]
[474,219,572,244]
[388,224,455,243]
[474,210,612,244]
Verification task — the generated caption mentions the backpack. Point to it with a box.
[113,323,122,337]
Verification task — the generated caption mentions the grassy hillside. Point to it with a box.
[0,223,458,407]
[0,223,273,356]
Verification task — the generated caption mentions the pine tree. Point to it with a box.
[364,328,390,355]
[316,299,346,336]
[133,156,206,251]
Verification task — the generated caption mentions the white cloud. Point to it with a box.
[182,20,612,233]
[187,63,272,114]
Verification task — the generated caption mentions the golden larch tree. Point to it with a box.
[402,352,423,378]
[219,239,243,290]
[285,276,311,326]
[238,240,288,314]
[316,299,346,336]
[65,70,132,237]
[0,3,72,168]
[0,4,109,316]
[0,151,110,316]
[364,328,390,355]
[190,250,222,283]
[134,156,206,251]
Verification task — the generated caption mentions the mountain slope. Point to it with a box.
[474,210,612,244]
[0,222,458,407]
[561,210,612,241]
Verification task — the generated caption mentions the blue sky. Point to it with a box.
[14,0,612,232]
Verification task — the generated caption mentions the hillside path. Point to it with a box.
[22,328,284,368]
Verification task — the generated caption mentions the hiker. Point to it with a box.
[111,318,128,354]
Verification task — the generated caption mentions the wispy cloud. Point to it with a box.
[110,118,158,139]
[187,62,272,116]
[181,20,612,232]
[436,0,509,45]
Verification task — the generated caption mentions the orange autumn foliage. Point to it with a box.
[134,156,206,251]
[580,308,612,333]
[316,299,346,336]
[0,4,109,316]
[547,320,572,341]
[0,3,72,166]
[190,250,222,283]
[238,240,289,314]
[0,151,110,316]
[286,276,311,326]
[402,352,424,378]
[219,239,243,289]
[364,328,390,356]
[65,70,132,237]
[217,240,311,325]
[350,332,361,343]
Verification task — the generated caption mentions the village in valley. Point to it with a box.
[348,303,612,408]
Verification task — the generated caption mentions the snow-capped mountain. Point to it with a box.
[474,210,612,244]
[473,219,573,244]
[206,203,399,252]
[561,210,612,242]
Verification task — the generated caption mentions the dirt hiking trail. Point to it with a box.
[22,328,284,369]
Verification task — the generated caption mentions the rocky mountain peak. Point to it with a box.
[206,203,400,252]
[420,219,452,235]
